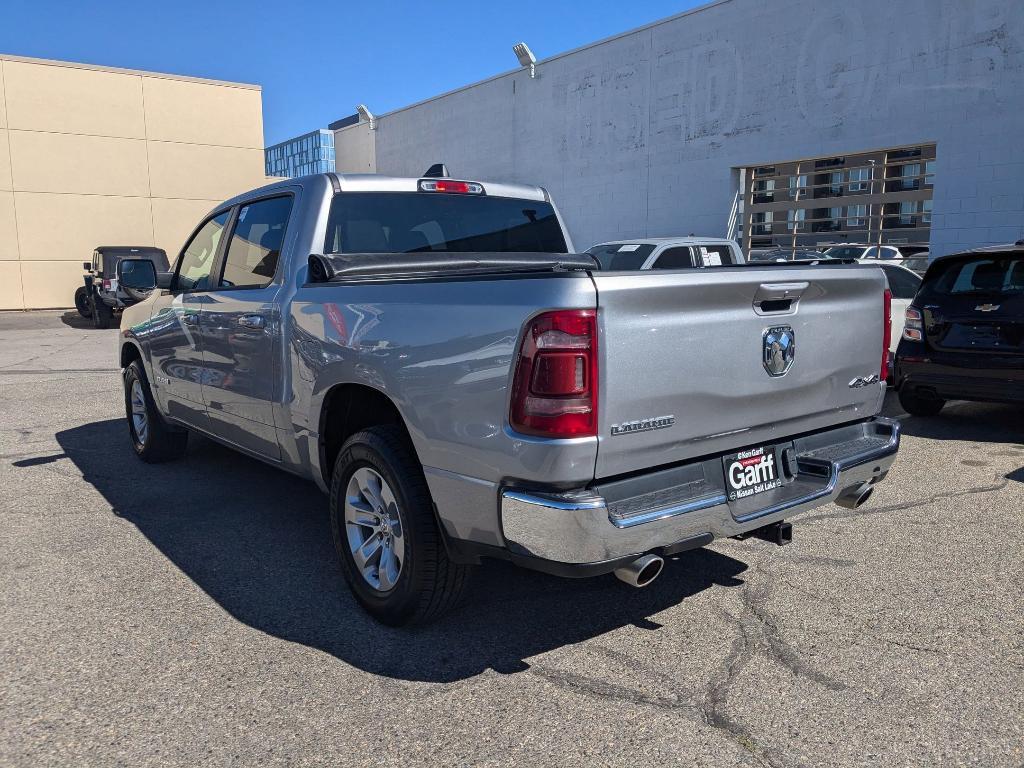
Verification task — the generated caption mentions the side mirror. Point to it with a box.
[83,261,91,271]
[116,258,157,301]
[157,272,173,290]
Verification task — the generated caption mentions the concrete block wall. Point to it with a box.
[0,55,269,309]
[339,0,1024,256]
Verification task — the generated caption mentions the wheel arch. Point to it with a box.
[120,338,144,369]
[318,383,417,487]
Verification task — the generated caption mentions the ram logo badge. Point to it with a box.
[611,415,675,436]
[763,326,796,377]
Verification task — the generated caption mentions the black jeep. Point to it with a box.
[76,246,170,329]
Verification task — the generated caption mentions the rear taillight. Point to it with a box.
[510,309,597,438]
[881,288,892,380]
[903,307,923,341]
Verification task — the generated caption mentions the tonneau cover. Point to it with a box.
[310,252,598,282]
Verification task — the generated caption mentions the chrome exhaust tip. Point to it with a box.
[613,554,664,588]
[835,482,874,510]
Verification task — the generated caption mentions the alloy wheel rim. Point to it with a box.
[130,379,149,446]
[344,467,405,592]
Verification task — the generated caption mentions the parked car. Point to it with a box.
[116,172,899,625]
[77,246,169,329]
[860,260,922,370]
[901,252,931,275]
[748,247,830,263]
[895,241,1024,416]
[586,237,744,270]
[824,244,898,261]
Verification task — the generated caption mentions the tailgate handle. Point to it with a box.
[754,282,808,315]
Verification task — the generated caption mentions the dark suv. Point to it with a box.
[895,241,1024,416]
[76,246,169,328]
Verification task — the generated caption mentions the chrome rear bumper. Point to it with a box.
[500,417,900,565]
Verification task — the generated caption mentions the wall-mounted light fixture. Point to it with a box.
[356,104,376,130]
[513,42,537,79]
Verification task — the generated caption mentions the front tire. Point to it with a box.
[75,287,93,318]
[330,426,472,626]
[123,360,188,463]
[898,387,945,417]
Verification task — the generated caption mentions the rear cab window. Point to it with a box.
[324,192,568,254]
[587,244,656,270]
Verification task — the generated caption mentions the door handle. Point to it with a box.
[753,281,808,315]
[238,314,265,330]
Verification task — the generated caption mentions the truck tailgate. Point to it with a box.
[591,265,887,479]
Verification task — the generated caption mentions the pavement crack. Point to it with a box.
[528,664,699,716]
[800,474,1010,525]
[741,577,849,693]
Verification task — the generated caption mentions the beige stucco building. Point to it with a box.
[0,54,270,309]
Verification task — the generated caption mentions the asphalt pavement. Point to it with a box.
[1,310,1022,767]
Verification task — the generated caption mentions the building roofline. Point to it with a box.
[370,0,733,122]
[0,52,261,90]
[265,128,333,151]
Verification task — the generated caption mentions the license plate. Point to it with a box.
[723,445,781,501]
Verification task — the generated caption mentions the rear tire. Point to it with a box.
[75,287,92,318]
[91,294,113,329]
[898,387,945,417]
[123,360,188,463]
[329,425,473,626]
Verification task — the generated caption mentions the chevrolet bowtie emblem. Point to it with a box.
[975,304,1000,312]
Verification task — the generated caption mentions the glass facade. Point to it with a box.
[265,129,336,178]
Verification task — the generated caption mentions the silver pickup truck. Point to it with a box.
[117,172,900,625]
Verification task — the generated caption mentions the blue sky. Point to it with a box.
[0,0,701,146]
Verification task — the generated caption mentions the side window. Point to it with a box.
[882,266,920,299]
[220,196,293,289]
[175,211,230,292]
[692,244,734,267]
[652,247,694,269]
[882,247,901,260]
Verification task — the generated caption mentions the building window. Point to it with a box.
[829,171,843,196]
[922,199,933,224]
[900,163,921,190]
[787,209,806,231]
[847,167,870,192]
[847,204,867,227]
[788,175,807,198]
[753,178,775,203]
[752,211,773,234]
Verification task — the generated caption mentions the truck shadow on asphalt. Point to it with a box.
[888,400,1024,446]
[54,419,748,683]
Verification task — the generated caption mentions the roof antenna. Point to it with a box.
[423,164,449,178]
